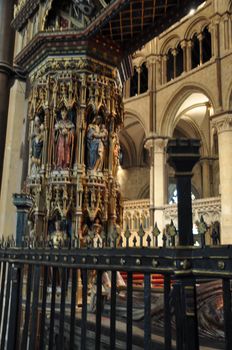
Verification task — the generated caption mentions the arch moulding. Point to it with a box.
[159,83,216,137]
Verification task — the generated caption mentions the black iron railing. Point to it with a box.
[0,244,231,350]
[3,138,223,349]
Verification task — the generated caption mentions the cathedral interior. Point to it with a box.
[0,0,232,348]
[0,0,231,246]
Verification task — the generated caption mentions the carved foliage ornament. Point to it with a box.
[213,115,232,134]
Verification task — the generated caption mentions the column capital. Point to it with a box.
[162,54,168,62]
[222,13,230,22]
[172,48,177,56]
[180,39,187,49]
[144,134,169,153]
[135,66,142,74]
[146,54,159,66]
[212,112,232,134]
[211,14,221,26]
[167,138,201,174]
[12,193,34,210]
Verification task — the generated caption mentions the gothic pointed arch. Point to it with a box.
[159,84,216,137]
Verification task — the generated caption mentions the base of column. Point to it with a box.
[220,217,232,244]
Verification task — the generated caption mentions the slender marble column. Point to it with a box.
[201,158,211,198]
[213,114,232,243]
[145,135,168,244]
[0,0,15,190]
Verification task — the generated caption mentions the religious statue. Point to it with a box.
[28,220,35,238]
[50,221,67,248]
[92,218,104,247]
[27,220,35,247]
[54,106,75,170]
[30,115,44,175]
[162,232,167,247]
[211,226,220,245]
[112,132,120,177]
[196,216,208,247]
[86,115,108,172]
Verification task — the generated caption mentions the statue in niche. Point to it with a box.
[86,115,108,172]
[26,220,35,247]
[54,106,75,170]
[47,220,67,293]
[112,132,120,177]
[92,217,105,247]
[30,115,44,175]
[28,220,35,238]
[211,224,220,245]
[50,220,67,248]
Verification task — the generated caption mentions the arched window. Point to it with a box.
[191,33,200,69]
[141,215,146,228]
[140,62,148,93]
[202,27,212,63]
[133,215,138,230]
[130,67,138,97]
[126,215,132,229]
[168,180,199,204]
[167,49,174,82]
[176,43,184,77]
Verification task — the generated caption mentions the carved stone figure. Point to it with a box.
[93,217,103,247]
[211,227,220,245]
[28,220,35,238]
[31,115,44,174]
[86,115,108,172]
[50,221,67,248]
[112,132,120,177]
[54,106,75,170]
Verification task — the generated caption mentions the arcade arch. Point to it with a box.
[117,112,150,200]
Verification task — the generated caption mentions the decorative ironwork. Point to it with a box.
[0,243,231,348]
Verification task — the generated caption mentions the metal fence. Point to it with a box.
[0,243,231,350]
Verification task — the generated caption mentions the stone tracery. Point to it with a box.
[24,51,123,239]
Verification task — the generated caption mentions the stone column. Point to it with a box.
[223,14,229,50]
[172,49,177,78]
[213,114,232,243]
[147,56,156,132]
[145,135,167,244]
[145,140,155,228]
[0,80,27,237]
[12,193,33,246]
[186,40,192,71]
[198,33,203,65]
[180,40,187,72]
[200,158,211,198]
[136,66,141,95]
[124,78,131,99]
[0,0,15,189]
[161,55,167,85]
[167,139,201,246]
